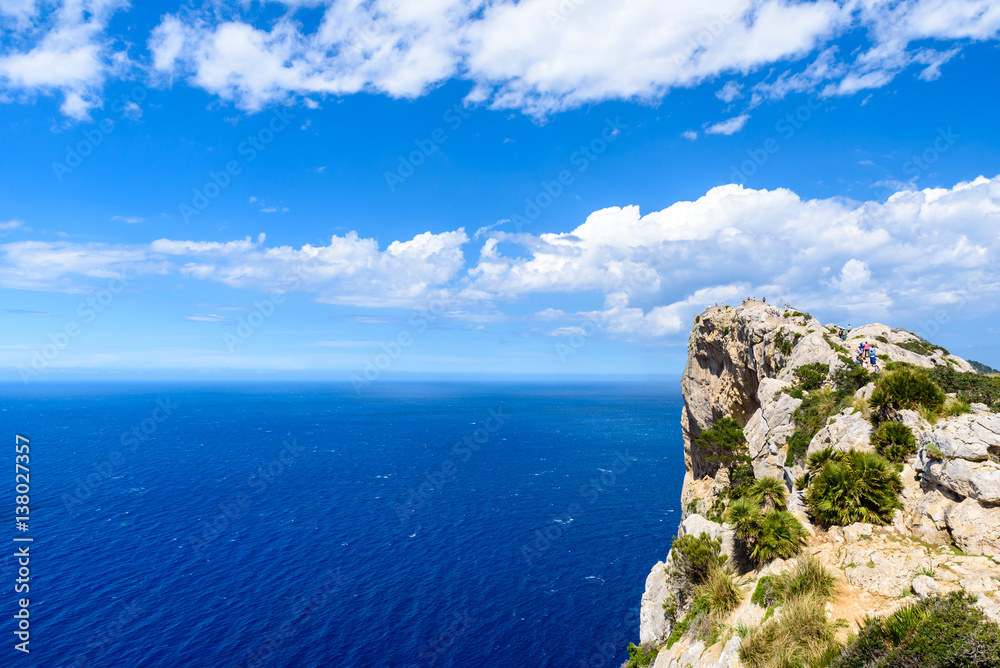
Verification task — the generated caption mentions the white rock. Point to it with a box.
[946,498,1000,558]
[639,561,669,645]
[912,574,939,599]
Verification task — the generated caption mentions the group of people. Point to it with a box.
[854,339,881,372]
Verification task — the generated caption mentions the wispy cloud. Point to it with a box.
[705,114,750,136]
[111,215,145,224]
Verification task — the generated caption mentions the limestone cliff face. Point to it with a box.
[636,301,998,668]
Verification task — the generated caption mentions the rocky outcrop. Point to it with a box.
[634,301,1000,667]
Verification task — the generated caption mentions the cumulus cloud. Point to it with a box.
[2,1,998,119]
[3,176,1000,342]
[0,0,129,119]
[138,0,1000,118]
[462,174,1000,335]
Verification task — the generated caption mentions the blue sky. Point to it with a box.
[2,0,1000,382]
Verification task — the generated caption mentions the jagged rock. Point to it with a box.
[635,304,999,666]
[945,498,1000,558]
[745,378,800,479]
[918,456,1000,503]
[639,561,670,645]
[921,414,1000,461]
[806,408,873,457]
[911,488,955,543]
[912,574,939,599]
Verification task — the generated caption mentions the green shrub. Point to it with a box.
[698,566,742,615]
[751,575,781,608]
[753,510,809,562]
[830,591,1000,668]
[870,367,946,420]
[832,364,870,397]
[805,449,902,526]
[625,642,658,667]
[795,363,829,391]
[896,337,950,357]
[671,532,726,587]
[747,477,789,512]
[785,388,842,465]
[776,331,794,356]
[728,499,807,564]
[925,365,1000,411]
[871,421,916,462]
[739,593,842,668]
[695,417,754,498]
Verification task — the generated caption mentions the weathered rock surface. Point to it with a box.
[640,561,669,645]
[916,455,1000,503]
[807,408,873,457]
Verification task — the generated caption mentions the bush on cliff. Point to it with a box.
[830,591,1000,668]
[697,565,742,616]
[695,417,755,497]
[746,477,789,512]
[785,387,841,465]
[804,448,902,527]
[870,421,916,462]
[794,362,830,391]
[727,498,807,565]
[671,532,726,587]
[869,366,945,423]
[624,642,658,667]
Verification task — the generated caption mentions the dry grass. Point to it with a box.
[738,593,842,668]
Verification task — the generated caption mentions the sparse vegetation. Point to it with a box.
[871,421,916,462]
[738,593,842,668]
[805,448,902,526]
[695,417,755,517]
[830,591,1000,668]
[896,337,950,357]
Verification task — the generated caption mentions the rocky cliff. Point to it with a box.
[635,301,1000,667]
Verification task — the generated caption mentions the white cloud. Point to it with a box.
[462,174,1000,336]
[716,81,743,103]
[4,176,1000,342]
[111,215,144,224]
[0,0,129,119]
[184,314,234,323]
[138,0,1000,119]
[681,130,698,141]
[705,113,750,135]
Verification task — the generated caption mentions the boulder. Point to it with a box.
[912,574,939,600]
[920,457,1000,504]
[807,408,873,457]
[920,414,1000,462]
[945,498,1000,558]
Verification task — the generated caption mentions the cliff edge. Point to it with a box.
[634,301,1000,668]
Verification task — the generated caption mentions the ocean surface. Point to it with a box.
[1,381,685,667]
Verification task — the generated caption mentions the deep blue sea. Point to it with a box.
[0,382,684,668]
